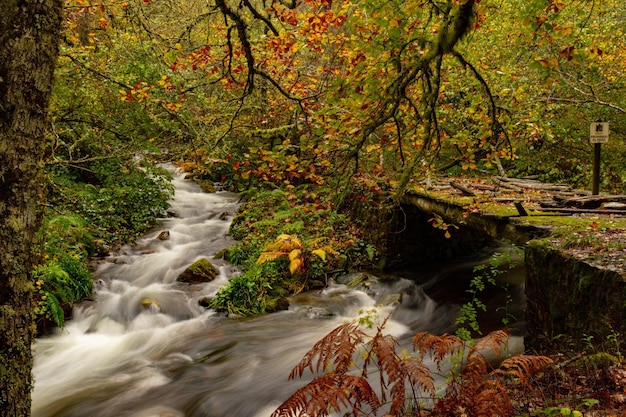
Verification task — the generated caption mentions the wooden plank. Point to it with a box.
[562,195,626,209]
[535,207,626,215]
[450,181,476,196]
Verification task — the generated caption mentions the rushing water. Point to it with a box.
[32,171,525,417]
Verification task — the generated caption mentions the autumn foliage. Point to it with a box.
[272,321,552,417]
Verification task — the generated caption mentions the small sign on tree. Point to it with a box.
[590,122,609,143]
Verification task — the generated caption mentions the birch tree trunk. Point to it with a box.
[0,1,63,415]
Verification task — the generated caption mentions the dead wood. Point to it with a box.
[493,177,523,193]
[450,181,476,196]
[535,207,626,215]
[561,195,626,209]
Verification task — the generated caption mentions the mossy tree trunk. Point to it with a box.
[0,1,63,415]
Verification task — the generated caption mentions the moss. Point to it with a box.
[177,258,219,283]
[265,297,289,313]
[573,353,620,369]
[525,241,626,353]
[407,186,626,257]
[195,179,216,193]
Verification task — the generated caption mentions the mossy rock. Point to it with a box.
[573,353,620,369]
[198,297,212,308]
[308,279,326,289]
[337,272,370,288]
[196,180,216,193]
[266,297,289,313]
[214,248,227,259]
[177,258,219,284]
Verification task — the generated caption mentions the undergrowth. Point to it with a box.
[33,157,173,332]
[187,153,386,316]
[211,196,374,315]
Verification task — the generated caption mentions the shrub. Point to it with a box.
[33,255,93,330]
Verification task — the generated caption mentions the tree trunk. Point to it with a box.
[0,1,63,415]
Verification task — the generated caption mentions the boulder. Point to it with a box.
[177,258,219,284]
[376,293,402,307]
[198,297,212,308]
[266,297,290,313]
[157,230,170,240]
[140,298,160,309]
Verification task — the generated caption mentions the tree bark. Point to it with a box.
[0,1,63,415]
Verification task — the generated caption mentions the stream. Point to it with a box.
[32,170,526,417]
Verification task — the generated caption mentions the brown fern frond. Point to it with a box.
[363,326,437,416]
[412,332,465,367]
[462,353,490,383]
[472,381,513,417]
[271,374,380,417]
[494,354,553,388]
[364,329,400,399]
[305,374,380,416]
[434,369,512,417]
[288,322,366,380]
[432,333,514,417]
[468,329,510,363]
[403,357,436,396]
[386,357,437,416]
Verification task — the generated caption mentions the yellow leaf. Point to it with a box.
[289,258,302,274]
[289,249,301,261]
[311,249,326,262]
[241,170,250,180]
[444,230,451,239]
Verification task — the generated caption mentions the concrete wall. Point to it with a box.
[525,240,626,352]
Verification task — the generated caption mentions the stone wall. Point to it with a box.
[394,192,626,353]
[385,203,492,268]
[525,240,626,352]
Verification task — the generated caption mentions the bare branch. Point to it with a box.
[539,68,626,114]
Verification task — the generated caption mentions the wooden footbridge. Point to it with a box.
[403,175,626,245]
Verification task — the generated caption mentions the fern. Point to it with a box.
[272,374,380,417]
[363,325,435,415]
[276,321,552,417]
[430,331,553,417]
[495,355,554,389]
[43,292,65,328]
[256,233,335,277]
[289,322,367,378]
[413,331,466,368]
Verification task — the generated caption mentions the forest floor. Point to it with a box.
[509,354,626,417]
[508,352,626,416]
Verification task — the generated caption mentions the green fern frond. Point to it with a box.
[44,292,65,328]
